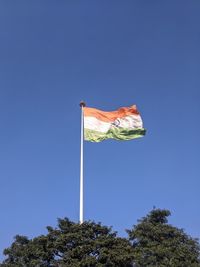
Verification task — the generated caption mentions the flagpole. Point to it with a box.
[79,101,86,224]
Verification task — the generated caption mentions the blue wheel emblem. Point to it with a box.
[112,119,120,127]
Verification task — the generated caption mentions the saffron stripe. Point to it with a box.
[83,105,139,123]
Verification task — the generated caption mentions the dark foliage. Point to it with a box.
[128,209,200,267]
[1,219,133,267]
[1,209,200,267]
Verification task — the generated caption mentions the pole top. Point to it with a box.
[80,101,86,107]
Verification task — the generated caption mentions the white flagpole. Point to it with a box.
[79,101,85,224]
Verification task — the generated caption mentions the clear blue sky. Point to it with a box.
[0,0,200,259]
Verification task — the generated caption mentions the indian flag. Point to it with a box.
[83,105,146,142]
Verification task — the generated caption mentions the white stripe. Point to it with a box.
[116,115,143,129]
[84,115,143,133]
[84,117,111,133]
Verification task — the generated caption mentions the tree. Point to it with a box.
[127,209,200,267]
[1,218,134,267]
[1,209,200,267]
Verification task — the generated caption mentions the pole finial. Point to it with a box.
[80,101,86,107]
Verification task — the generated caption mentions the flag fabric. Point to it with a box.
[83,105,146,142]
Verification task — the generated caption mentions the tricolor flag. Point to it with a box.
[83,105,146,142]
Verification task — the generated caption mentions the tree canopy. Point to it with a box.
[128,209,200,267]
[0,219,133,267]
[1,209,200,267]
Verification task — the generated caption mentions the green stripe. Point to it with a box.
[84,128,146,142]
